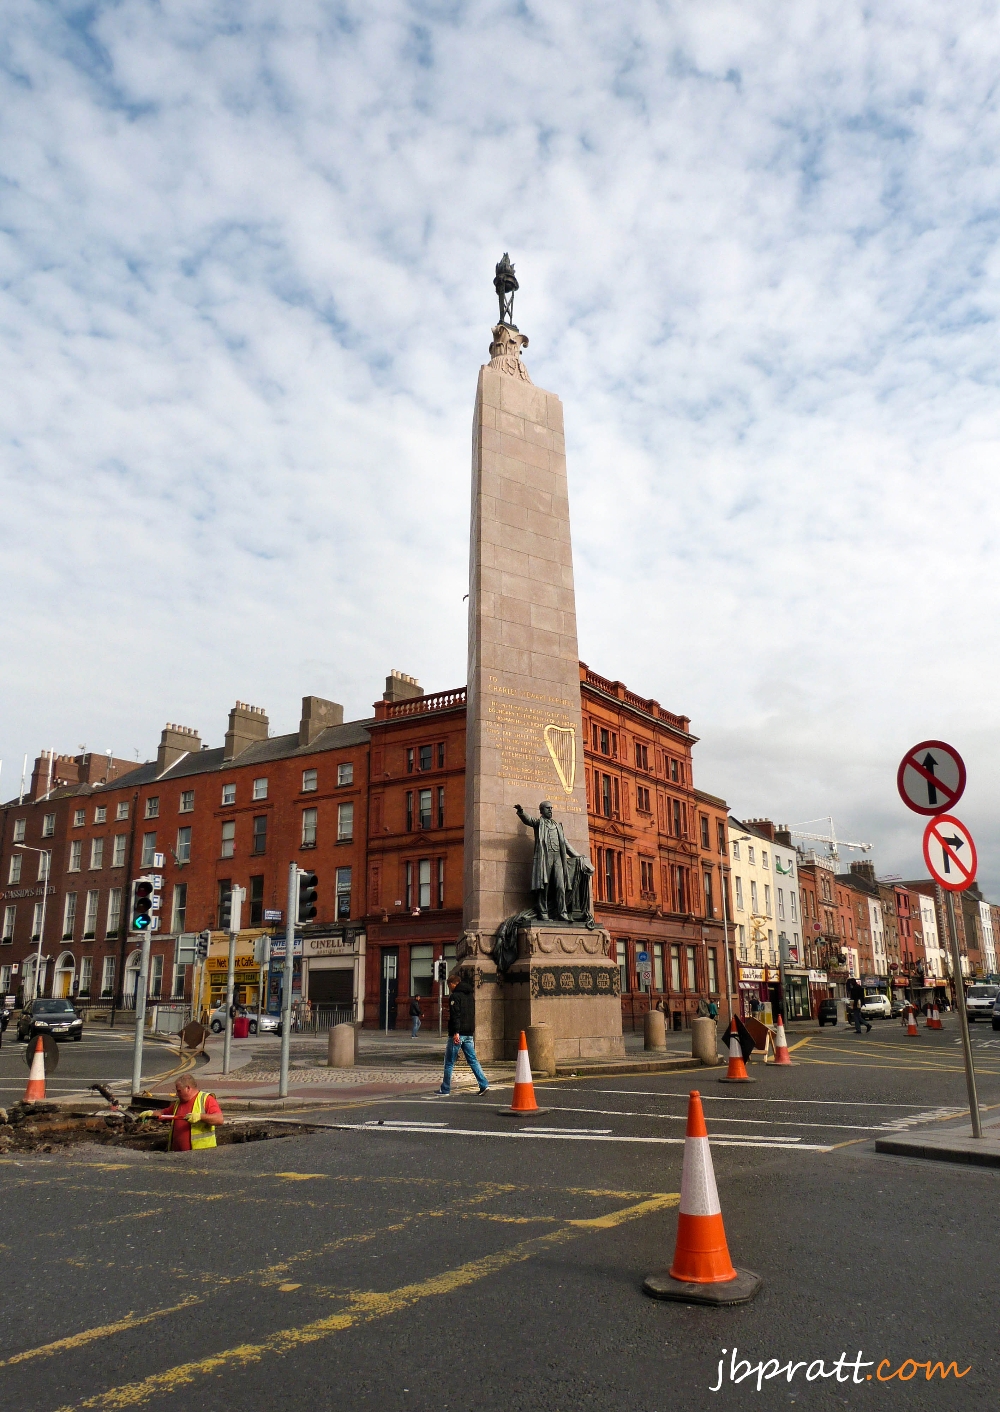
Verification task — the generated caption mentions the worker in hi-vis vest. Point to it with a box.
[146,1076,224,1151]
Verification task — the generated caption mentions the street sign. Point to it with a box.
[897,740,966,816]
[637,963,652,984]
[263,909,282,922]
[636,950,650,962]
[923,814,978,892]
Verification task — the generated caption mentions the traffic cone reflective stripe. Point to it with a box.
[508,1031,539,1112]
[667,1091,738,1284]
[772,1015,793,1065]
[24,1037,46,1101]
[906,1007,919,1037]
[927,1005,943,1030]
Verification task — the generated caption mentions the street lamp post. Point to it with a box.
[15,844,52,1002]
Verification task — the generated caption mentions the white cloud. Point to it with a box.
[3,1,1000,892]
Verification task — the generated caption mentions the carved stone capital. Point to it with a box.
[488,324,532,382]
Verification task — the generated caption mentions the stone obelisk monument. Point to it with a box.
[459,256,623,1062]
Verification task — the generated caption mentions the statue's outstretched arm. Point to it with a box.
[514,804,539,827]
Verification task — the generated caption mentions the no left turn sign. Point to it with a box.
[922,814,978,892]
[897,740,966,816]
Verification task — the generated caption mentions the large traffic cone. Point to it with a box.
[927,1004,943,1031]
[718,1018,755,1083]
[643,1091,762,1305]
[905,1006,919,1037]
[24,1036,47,1101]
[771,1014,793,1066]
[499,1031,548,1115]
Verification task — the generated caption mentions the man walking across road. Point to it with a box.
[847,977,871,1035]
[434,972,489,1096]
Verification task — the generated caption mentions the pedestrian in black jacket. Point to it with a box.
[435,973,489,1096]
[409,997,422,1038]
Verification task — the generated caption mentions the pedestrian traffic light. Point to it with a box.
[298,870,319,922]
[131,879,154,932]
[196,930,210,960]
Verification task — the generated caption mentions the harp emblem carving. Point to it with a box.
[543,725,576,795]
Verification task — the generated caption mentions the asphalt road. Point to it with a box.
[0,1026,185,1105]
[3,1019,1000,1411]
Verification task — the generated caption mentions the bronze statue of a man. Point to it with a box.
[514,801,594,923]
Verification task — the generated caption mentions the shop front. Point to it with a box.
[737,963,780,1025]
[808,968,830,1018]
[782,968,812,1021]
[205,951,261,1011]
[302,928,366,1024]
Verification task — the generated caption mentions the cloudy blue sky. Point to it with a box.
[3,1,1000,890]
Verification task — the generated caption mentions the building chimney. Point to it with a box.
[383,670,423,704]
[299,696,344,747]
[747,818,776,841]
[850,859,877,883]
[157,723,201,774]
[775,824,793,847]
[223,702,269,761]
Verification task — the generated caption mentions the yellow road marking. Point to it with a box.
[787,1035,812,1054]
[278,1284,301,1292]
[0,1297,202,1371]
[53,1193,675,1412]
[272,1172,326,1181]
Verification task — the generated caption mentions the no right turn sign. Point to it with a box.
[922,814,978,892]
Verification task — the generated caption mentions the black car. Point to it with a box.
[17,998,84,1042]
[817,998,839,1026]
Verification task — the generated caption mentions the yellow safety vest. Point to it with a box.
[168,1090,218,1150]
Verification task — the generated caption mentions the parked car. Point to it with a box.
[860,993,891,1019]
[991,994,1000,1031]
[817,998,839,1026]
[17,998,83,1042]
[208,1005,280,1035]
[889,997,911,1019]
[965,984,998,1022]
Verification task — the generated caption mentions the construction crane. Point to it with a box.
[788,817,873,863]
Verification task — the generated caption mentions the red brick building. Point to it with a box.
[0,665,732,1030]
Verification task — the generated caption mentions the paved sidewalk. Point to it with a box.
[151,1027,705,1107]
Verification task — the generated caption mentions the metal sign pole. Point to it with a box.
[946,889,982,1138]
[279,862,297,1099]
[129,930,152,1096]
[718,860,734,1031]
[222,933,237,1076]
[222,886,244,1077]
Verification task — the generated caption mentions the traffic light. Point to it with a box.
[131,879,154,932]
[433,958,449,984]
[196,931,210,961]
[298,870,319,922]
[219,887,232,931]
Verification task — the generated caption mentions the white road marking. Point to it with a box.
[584,1089,961,1110]
[333,1123,832,1151]
[396,1098,908,1134]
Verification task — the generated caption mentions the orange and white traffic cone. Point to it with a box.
[24,1036,47,1101]
[927,1004,943,1030]
[644,1090,762,1305]
[771,1014,793,1066]
[500,1031,548,1115]
[905,1006,919,1037]
[718,1018,755,1083]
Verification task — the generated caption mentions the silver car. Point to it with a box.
[965,984,998,1022]
[208,1005,281,1035]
